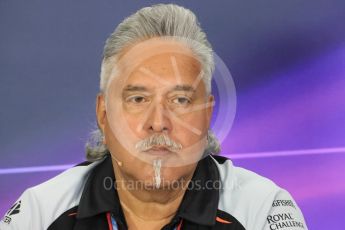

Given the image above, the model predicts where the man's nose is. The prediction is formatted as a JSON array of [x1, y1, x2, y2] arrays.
[[144, 101, 172, 133]]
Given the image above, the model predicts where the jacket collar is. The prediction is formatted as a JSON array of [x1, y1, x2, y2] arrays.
[[77, 153, 220, 226]]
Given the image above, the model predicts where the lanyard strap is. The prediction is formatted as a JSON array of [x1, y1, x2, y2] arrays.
[[106, 212, 183, 230]]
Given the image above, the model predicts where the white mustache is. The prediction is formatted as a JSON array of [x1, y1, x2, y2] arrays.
[[135, 134, 182, 152]]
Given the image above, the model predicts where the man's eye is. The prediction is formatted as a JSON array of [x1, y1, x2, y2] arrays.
[[172, 97, 191, 105], [127, 96, 147, 104]]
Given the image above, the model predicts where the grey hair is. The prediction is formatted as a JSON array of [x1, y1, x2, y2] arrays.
[[86, 4, 220, 161], [100, 3, 214, 94]]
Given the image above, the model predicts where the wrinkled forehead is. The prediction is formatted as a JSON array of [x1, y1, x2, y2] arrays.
[[118, 37, 198, 64], [109, 38, 203, 91]]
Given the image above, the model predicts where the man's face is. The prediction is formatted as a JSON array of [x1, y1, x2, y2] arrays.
[[97, 38, 214, 188]]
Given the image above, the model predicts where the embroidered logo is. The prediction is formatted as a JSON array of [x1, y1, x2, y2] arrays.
[[2, 200, 21, 224]]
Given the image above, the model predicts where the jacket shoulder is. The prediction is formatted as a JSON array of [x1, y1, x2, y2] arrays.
[[0, 161, 100, 229], [210, 155, 307, 230]]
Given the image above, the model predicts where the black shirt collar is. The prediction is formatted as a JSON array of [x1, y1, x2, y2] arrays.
[[77, 153, 220, 226], [177, 154, 220, 226], [77, 155, 121, 219]]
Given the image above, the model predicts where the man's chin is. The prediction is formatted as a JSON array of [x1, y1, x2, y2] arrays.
[[144, 179, 189, 191], [121, 176, 189, 191]]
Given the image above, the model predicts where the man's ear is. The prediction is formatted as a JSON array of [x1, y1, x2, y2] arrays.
[[206, 94, 214, 126], [96, 93, 107, 133]]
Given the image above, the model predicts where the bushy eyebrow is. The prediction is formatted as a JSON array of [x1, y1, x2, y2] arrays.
[[171, 85, 196, 93], [122, 84, 196, 93], [123, 85, 148, 92]]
